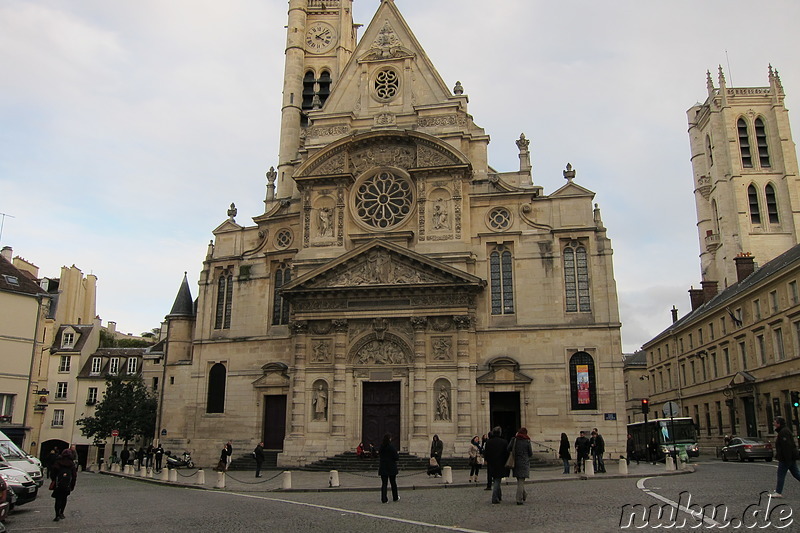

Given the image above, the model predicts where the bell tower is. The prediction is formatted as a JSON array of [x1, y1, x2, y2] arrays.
[[688, 66, 800, 287], [277, 0, 357, 199]]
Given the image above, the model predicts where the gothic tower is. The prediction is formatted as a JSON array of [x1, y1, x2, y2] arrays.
[[277, 0, 358, 198], [688, 66, 800, 287]]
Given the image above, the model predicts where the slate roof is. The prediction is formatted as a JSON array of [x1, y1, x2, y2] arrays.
[[644, 244, 800, 347], [76, 347, 147, 379], [50, 324, 95, 353], [167, 273, 195, 317], [0, 255, 46, 297]]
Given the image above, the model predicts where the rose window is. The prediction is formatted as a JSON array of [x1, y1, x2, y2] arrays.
[[355, 171, 413, 229], [488, 207, 512, 231], [374, 69, 399, 101]]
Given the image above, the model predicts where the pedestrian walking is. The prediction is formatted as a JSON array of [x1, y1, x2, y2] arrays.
[[574, 431, 590, 473], [154, 444, 164, 471], [217, 441, 233, 472], [481, 433, 492, 490], [254, 441, 265, 477], [771, 416, 800, 498], [508, 427, 533, 505], [482, 426, 509, 504], [120, 447, 130, 468], [429, 434, 443, 477], [559, 433, 571, 474], [50, 449, 77, 522], [378, 433, 399, 503], [591, 428, 606, 473], [136, 447, 145, 470], [146, 445, 154, 469], [45, 448, 59, 480], [647, 437, 659, 464], [626, 434, 637, 465], [468, 436, 483, 482]]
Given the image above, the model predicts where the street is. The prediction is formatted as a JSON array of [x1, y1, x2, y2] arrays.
[[4, 460, 796, 532]]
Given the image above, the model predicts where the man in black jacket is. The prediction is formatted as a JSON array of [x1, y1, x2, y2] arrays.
[[772, 417, 800, 498], [482, 427, 509, 504], [591, 428, 606, 473], [574, 431, 590, 473], [254, 442, 265, 478]]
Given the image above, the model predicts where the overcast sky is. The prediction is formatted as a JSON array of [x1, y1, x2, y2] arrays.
[[2, 0, 799, 352]]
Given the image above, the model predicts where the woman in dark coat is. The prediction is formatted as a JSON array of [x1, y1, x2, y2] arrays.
[[51, 449, 77, 521], [558, 433, 571, 474], [508, 427, 534, 505], [378, 433, 399, 503]]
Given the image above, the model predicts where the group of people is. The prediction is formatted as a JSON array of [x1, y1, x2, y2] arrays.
[[355, 442, 377, 459], [565, 428, 606, 473], [112, 443, 165, 472]]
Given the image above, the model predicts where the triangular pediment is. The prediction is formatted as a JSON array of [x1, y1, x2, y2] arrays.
[[550, 180, 595, 198], [318, 1, 453, 119], [476, 357, 533, 385], [212, 219, 243, 234], [283, 239, 484, 294]]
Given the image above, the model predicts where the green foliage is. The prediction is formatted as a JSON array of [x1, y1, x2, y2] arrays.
[[99, 329, 154, 348], [76, 375, 157, 445], [99, 329, 117, 348], [116, 338, 153, 348]]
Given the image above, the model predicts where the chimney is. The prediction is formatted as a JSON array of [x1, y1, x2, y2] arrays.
[[689, 286, 704, 311], [701, 280, 719, 304], [671, 305, 679, 323], [734, 253, 755, 282], [0, 246, 12, 262]]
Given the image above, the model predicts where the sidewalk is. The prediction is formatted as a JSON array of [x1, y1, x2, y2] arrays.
[[97, 460, 693, 493]]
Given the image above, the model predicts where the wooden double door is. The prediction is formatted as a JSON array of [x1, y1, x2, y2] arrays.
[[361, 382, 401, 449]]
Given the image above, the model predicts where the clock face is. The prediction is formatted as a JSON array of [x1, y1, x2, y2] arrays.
[[306, 22, 337, 54]]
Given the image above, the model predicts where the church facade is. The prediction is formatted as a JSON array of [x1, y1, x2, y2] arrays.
[[158, 0, 626, 467]]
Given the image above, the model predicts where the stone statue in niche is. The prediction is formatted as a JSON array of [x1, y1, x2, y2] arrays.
[[435, 383, 451, 421], [432, 198, 450, 230], [432, 337, 451, 360], [318, 207, 334, 237], [312, 340, 331, 362], [312, 382, 328, 421]]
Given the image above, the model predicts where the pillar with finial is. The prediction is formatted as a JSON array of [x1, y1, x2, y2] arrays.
[[717, 65, 727, 106], [453, 81, 464, 95], [516, 133, 532, 180], [563, 163, 576, 183], [227, 203, 237, 221], [706, 70, 715, 99], [265, 166, 277, 206]]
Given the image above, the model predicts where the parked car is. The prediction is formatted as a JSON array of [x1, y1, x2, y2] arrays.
[[721, 437, 773, 462], [0, 431, 43, 487], [0, 474, 9, 522], [0, 456, 37, 509]]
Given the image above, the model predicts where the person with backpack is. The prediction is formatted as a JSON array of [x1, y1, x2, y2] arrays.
[[50, 449, 77, 521]]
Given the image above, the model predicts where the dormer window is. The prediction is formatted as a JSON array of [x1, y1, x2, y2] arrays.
[[90, 357, 102, 375], [127, 357, 138, 375], [109, 357, 119, 375], [2, 274, 19, 286], [62, 332, 75, 348]]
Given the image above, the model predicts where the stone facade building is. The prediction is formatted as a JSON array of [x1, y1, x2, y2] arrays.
[[642, 67, 800, 452], [158, 0, 626, 467]]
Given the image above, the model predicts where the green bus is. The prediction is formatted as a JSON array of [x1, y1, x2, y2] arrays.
[[627, 417, 699, 462]]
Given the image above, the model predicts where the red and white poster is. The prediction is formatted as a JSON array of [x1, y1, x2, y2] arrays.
[[576, 364, 590, 404]]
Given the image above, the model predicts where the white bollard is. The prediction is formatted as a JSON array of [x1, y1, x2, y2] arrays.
[[618, 458, 628, 475], [215, 471, 225, 489], [138, 466, 147, 478], [329, 470, 340, 487], [665, 456, 676, 471], [282, 470, 292, 490], [442, 465, 453, 484], [123, 464, 130, 475], [146, 467, 153, 479], [585, 460, 595, 477], [160, 468, 170, 481], [169, 469, 178, 482], [197, 469, 205, 485], [679, 458, 687, 470]]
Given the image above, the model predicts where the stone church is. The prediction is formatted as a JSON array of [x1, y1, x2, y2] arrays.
[[158, 0, 626, 467]]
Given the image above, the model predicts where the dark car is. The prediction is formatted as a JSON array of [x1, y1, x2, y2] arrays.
[[721, 437, 773, 462]]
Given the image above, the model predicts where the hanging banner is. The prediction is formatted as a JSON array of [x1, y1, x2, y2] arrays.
[[576, 364, 590, 404]]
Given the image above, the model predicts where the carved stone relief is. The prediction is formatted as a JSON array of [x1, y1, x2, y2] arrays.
[[317, 251, 440, 287], [349, 144, 415, 174], [431, 336, 452, 361], [429, 316, 452, 331], [311, 339, 332, 363], [355, 339, 407, 365]]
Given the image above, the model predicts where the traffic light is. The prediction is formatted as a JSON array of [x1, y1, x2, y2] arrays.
[[641, 398, 650, 414], [792, 391, 800, 409]]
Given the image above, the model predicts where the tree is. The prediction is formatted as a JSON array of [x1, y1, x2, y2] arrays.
[[76, 375, 157, 446]]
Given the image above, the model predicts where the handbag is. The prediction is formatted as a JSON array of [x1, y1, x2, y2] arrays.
[[504, 438, 516, 469], [49, 479, 56, 490], [477, 455, 484, 466], [429, 457, 439, 467]]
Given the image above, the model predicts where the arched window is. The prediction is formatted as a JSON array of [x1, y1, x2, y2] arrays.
[[569, 351, 597, 410], [489, 246, 514, 315], [737, 118, 752, 168], [214, 274, 233, 329], [747, 185, 761, 225], [564, 243, 591, 312], [272, 263, 291, 325], [711, 199, 720, 234], [206, 363, 226, 413], [754, 117, 770, 168], [765, 183, 779, 224], [705, 135, 713, 168], [317, 70, 332, 107]]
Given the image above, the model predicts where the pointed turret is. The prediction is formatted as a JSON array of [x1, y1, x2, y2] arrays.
[[167, 272, 194, 318]]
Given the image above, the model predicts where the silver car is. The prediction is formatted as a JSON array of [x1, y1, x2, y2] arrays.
[[721, 437, 774, 462]]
